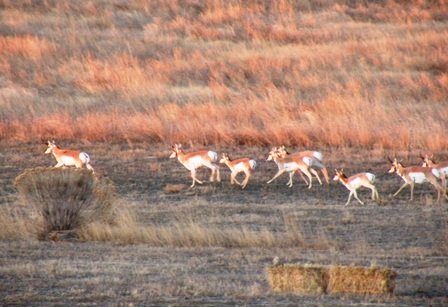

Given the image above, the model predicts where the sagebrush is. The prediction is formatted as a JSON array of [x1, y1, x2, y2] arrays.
[[15, 168, 116, 238]]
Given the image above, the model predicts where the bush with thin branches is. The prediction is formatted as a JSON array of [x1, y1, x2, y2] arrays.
[[15, 168, 116, 239]]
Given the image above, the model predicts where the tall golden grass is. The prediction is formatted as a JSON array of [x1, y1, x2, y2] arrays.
[[78, 209, 326, 248], [0, 0, 447, 149]]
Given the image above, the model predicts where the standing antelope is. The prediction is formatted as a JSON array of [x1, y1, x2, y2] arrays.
[[388, 158, 446, 202], [421, 154, 448, 189], [277, 146, 330, 185], [45, 140, 94, 173], [266, 147, 316, 188], [170, 144, 220, 188], [219, 153, 256, 189], [333, 169, 379, 206]]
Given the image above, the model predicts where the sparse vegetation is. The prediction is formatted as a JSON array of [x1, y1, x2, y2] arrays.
[[78, 210, 319, 248], [1, 143, 448, 305]]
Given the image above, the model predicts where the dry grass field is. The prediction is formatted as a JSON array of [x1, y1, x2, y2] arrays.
[[1, 0, 448, 305]]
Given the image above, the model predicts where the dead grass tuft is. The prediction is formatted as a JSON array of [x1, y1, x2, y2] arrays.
[[0, 203, 38, 240], [164, 183, 188, 194], [78, 207, 330, 248]]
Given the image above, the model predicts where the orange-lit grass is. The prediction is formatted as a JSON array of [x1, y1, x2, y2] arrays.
[[72, 54, 164, 95], [0, 0, 447, 151], [0, 35, 55, 60], [1, 87, 446, 151]]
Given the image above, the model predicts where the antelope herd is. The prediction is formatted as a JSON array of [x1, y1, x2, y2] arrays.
[[43, 141, 448, 205]]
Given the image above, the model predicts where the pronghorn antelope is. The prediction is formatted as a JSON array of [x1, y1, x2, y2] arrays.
[[421, 154, 448, 189], [170, 144, 220, 188], [219, 153, 256, 189], [266, 147, 316, 189], [45, 140, 94, 173], [333, 169, 379, 206], [277, 146, 330, 185], [388, 158, 446, 202]]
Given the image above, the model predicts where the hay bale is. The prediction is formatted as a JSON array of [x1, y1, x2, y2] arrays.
[[266, 264, 329, 294], [327, 265, 397, 295]]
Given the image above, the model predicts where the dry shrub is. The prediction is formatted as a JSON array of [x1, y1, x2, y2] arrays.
[[327, 265, 397, 295], [15, 168, 116, 239], [266, 264, 329, 295]]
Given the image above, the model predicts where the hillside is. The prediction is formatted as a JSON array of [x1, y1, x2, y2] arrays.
[[1, 0, 447, 149]]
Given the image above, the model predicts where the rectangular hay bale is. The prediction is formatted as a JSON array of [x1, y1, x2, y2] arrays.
[[327, 265, 397, 295], [266, 264, 329, 295]]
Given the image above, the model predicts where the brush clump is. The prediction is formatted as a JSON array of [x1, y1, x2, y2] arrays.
[[15, 167, 116, 239]]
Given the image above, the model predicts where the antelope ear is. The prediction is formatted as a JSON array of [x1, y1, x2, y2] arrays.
[[420, 153, 425, 160], [387, 157, 393, 163]]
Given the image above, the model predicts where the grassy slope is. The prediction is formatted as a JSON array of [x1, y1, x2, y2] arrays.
[[0, 0, 447, 149]]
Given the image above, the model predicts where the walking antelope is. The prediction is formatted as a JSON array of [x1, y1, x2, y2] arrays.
[[277, 146, 330, 185], [45, 140, 94, 173], [388, 158, 446, 202], [333, 169, 379, 206], [170, 144, 220, 188], [421, 154, 448, 189], [219, 153, 256, 189], [266, 147, 316, 189]]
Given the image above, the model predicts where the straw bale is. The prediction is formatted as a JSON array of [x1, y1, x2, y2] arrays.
[[327, 265, 397, 295], [266, 264, 329, 294]]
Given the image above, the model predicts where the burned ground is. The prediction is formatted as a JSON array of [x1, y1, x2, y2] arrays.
[[1, 143, 447, 305]]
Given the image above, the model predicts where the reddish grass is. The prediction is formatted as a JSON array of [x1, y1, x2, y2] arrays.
[[0, 0, 447, 150], [0, 35, 55, 60]]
